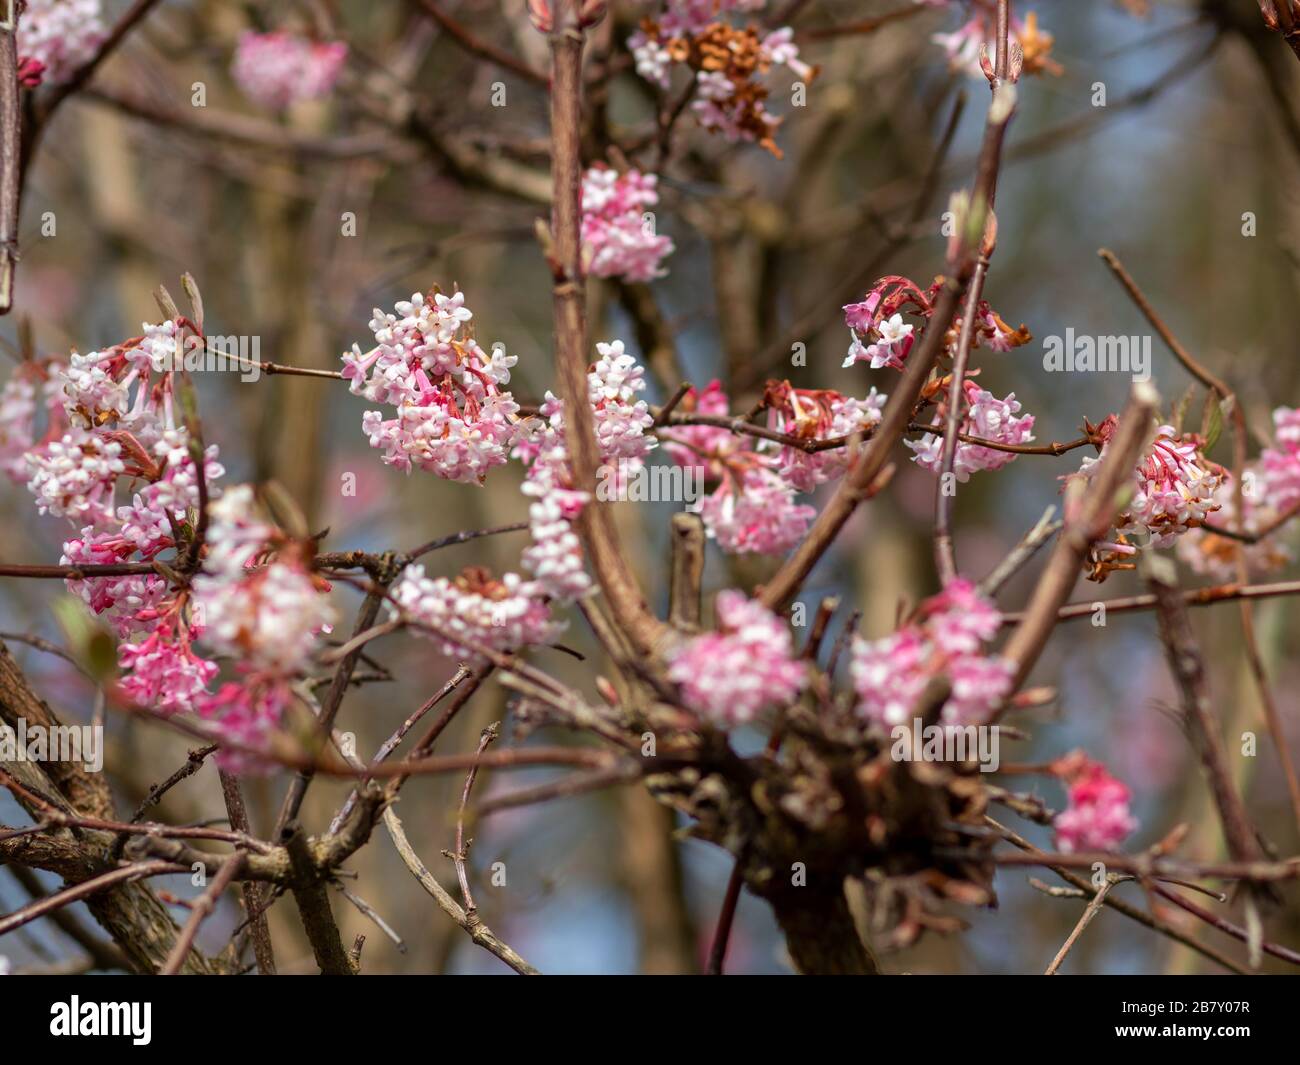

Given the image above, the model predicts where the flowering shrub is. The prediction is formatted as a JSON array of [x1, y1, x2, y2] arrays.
[[907, 380, 1035, 479]]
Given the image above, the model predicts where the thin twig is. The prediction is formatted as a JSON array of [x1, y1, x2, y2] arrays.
[[413, 0, 548, 86], [383, 806, 539, 974], [448, 723, 499, 918], [0, 861, 184, 938], [1044, 877, 1113, 975], [988, 818, 1248, 974]]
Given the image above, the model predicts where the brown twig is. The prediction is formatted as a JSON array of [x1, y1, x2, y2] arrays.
[[129, 746, 217, 823], [978, 506, 1060, 596], [274, 581, 392, 834], [219, 771, 276, 975], [992, 850, 1300, 883], [0, 860, 185, 938], [329, 666, 474, 833], [935, 0, 1015, 584], [473, 765, 638, 816], [448, 723, 499, 919], [1044, 876, 1113, 975], [989, 818, 1248, 974], [1000, 579, 1300, 624], [1153, 881, 1300, 967], [1148, 565, 1267, 875], [706, 856, 746, 975]]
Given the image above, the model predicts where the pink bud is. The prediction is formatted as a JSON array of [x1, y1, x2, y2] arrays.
[[527, 0, 552, 32]]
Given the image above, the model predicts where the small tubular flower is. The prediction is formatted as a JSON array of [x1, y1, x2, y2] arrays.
[[192, 486, 336, 676], [1072, 420, 1225, 552]]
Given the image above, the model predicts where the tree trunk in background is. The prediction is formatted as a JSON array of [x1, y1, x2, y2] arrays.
[[768, 881, 879, 975], [619, 788, 699, 974]]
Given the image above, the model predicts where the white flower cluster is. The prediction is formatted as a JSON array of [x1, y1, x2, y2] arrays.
[[17, 0, 107, 85], [343, 291, 523, 483], [389, 565, 560, 664]]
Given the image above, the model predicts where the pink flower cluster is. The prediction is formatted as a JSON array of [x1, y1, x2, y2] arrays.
[[1176, 471, 1291, 581], [1052, 751, 1138, 853], [629, 0, 771, 85], [389, 565, 560, 665], [378, 330, 662, 656], [192, 487, 335, 675], [25, 428, 125, 525], [696, 471, 815, 554], [587, 341, 659, 462], [660, 379, 886, 554], [1176, 407, 1300, 579], [667, 590, 806, 726], [26, 322, 224, 574], [850, 578, 1014, 728], [15, 323, 222, 713], [843, 276, 1030, 371], [582, 167, 675, 282], [232, 31, 348, 111], [186, 487, 336, 769], [764, 381, 886, 492], [16, 0, 107, 87], [0, 369, 42, 480], [2, 359, 70, 485], [117, 614, 217, 717], [628, 11, 812, 154], [906, 380, 1035, 480], [690, 28, 813, 151], [343, 282, 663, 645], [343, 290, 524, 483]]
